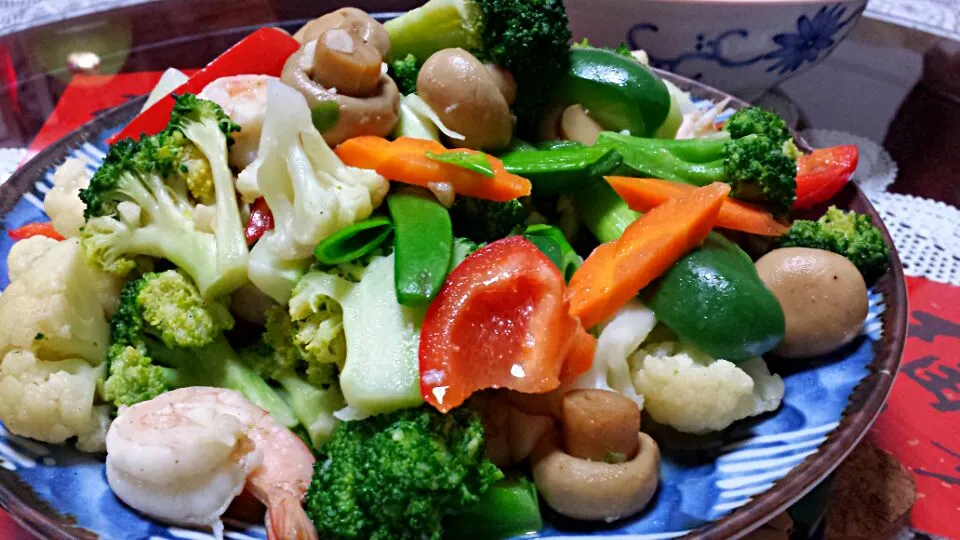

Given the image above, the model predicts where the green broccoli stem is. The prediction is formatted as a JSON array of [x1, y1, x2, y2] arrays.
[[573, 180, 639, 244], [384, 0, 483, 62], [151, 337, 299, 427], [444, 476, 543, 539], [275, 372, 344, 449]]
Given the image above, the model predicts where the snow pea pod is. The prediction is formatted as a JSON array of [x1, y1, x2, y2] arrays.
[[313, 216, 393, 265], [500, 146, 623, 196], [387, 190, 454, 307]]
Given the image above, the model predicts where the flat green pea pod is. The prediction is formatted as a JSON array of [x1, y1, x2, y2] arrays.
[[523, 224, 581, 282], [501, 146, 622, 196], [313, 216, 393, 265], [552, 48, 671, 137], [642, 233, 786, 362], [387, 189, 454, 307]]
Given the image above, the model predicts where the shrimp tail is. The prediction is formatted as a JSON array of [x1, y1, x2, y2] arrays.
[[265, 497, 318, 540]]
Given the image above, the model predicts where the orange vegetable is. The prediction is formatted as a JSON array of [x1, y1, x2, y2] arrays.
[[606, 176, 789, 237], [568, 182, 730, 329], [7, 222, 64, 241], [558, 324, 598, 382], [335, 136, 531, 202]]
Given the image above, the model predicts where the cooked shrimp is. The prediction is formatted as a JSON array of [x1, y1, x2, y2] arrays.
[[105, 387, 317, 540], [199, 75, 271, 173]]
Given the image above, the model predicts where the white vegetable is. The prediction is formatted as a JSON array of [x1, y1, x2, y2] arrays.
[[568, 299, 655, 410], [242, 80, 389, 303], [0, 350, 109, 452], [43, 158, 90, 238], [142, 68, 189, 111], [631, 341, 784, 434], [0, 238, 119, 363], [675, 97, 731, 140], [398, 94, 465, 141]]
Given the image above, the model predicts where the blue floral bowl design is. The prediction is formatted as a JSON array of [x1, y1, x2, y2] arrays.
[[0, 70, 905, 539], [567, 0, 867, 100]]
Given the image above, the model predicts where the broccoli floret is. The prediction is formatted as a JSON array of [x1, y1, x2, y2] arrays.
[[79, 94, 248, 299], [304, 405, 503, 539], [384, 0, 572, 126], [723, 106, 790, 145], [389, 53, 420, 95], [102, 270, 298, 427], [780, 206, 890, 282], [595, 106, 797, 214], [572, 38, 634, 59], [449, 196, 528, 242], [240, 305, 345, 448]]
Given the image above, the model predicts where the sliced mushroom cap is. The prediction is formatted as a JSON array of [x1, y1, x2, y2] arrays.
[[417, 48, 514, 151], [293, 7, 390, 57], [282, 40, 400, 146], [532, 430, 660, 521]]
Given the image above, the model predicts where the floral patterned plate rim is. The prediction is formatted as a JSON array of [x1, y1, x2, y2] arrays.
[[0, 69, 907, 540]]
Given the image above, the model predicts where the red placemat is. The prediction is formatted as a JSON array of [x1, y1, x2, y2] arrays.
[[4, 72, 959, 540]]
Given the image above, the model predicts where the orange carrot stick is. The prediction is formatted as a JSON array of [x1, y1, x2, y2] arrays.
[[335, 136, 531, 202], [606, 176, 789, 236], [568, 182, 730, 329]]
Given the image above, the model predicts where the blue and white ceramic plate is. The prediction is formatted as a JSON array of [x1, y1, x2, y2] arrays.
[[0, 69, 907, 540]]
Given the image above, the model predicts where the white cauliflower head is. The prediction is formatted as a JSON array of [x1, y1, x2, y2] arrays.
[[631, 341, 784, 434], [0, 238, 119, 364], [0, 350, 109, 451], [43, 158, 91, 238]]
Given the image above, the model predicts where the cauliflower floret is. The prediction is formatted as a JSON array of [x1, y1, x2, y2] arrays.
[[0, 238, 120, 364], [568, 299, 656, 409], [0, 350, 109, 451], [631, 341, 784, 434], [43, 158, 91, 238]]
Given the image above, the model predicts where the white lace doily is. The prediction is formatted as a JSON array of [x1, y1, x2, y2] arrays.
[[0, 148, 26, 187], [802, 128, 960, 287]]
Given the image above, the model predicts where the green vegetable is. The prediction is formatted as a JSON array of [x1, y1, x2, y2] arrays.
[[239, 305, 345, 448], [594, 106, 798, 214], [444, 476, 543, 539], [393, 94, 442, 141], [537, 139, 584, 151], [102, 270, 297, 426], [572, 38, 634, 59], [304, 405, 502, 540], [79, 94, 248, 299], [426, 150, 495, 177], [384, 0, 571, 127], [723, 106, 791, 144], [293, 252, 425, 415], [449, 196, 528, 243], [450, 237, 482, 272], [551, 47, 671, 138], [575, 182, 786, 362], [780, 206, 890, 282], [498, 139, 537, 154], [500, 146, 622, 195], [310, 101, 340, 132], [523, 224, 580, 281], [313, 216, 393, 265], [389, 53, 420, 95], [387, 190, 454, 306]]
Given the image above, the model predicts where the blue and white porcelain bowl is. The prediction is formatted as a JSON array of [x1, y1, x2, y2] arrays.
[[567, 0, 867, 100]]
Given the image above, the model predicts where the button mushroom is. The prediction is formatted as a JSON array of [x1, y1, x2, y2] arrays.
[[560, 104, 604, 146], [293, 7, 391, 57], [416, 48, 515, 151], [282, 32, 400, 146], [561, 389, 641, 464], [756, 247, 869, 359], [532, 429, 660, 521]]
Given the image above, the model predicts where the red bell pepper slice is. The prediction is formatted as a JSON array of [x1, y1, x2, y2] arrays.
[[793, 145, 859, 210], [8, 222, 64, 241], [244, 197, 274, 246], [106, 28, 300, 144], [419, 236, 594, 413]]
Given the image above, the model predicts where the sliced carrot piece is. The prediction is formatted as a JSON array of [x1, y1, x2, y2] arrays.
[[606, 176, 789, 236], [335, 136, 531, 202], [568, 182, 730, 329]]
